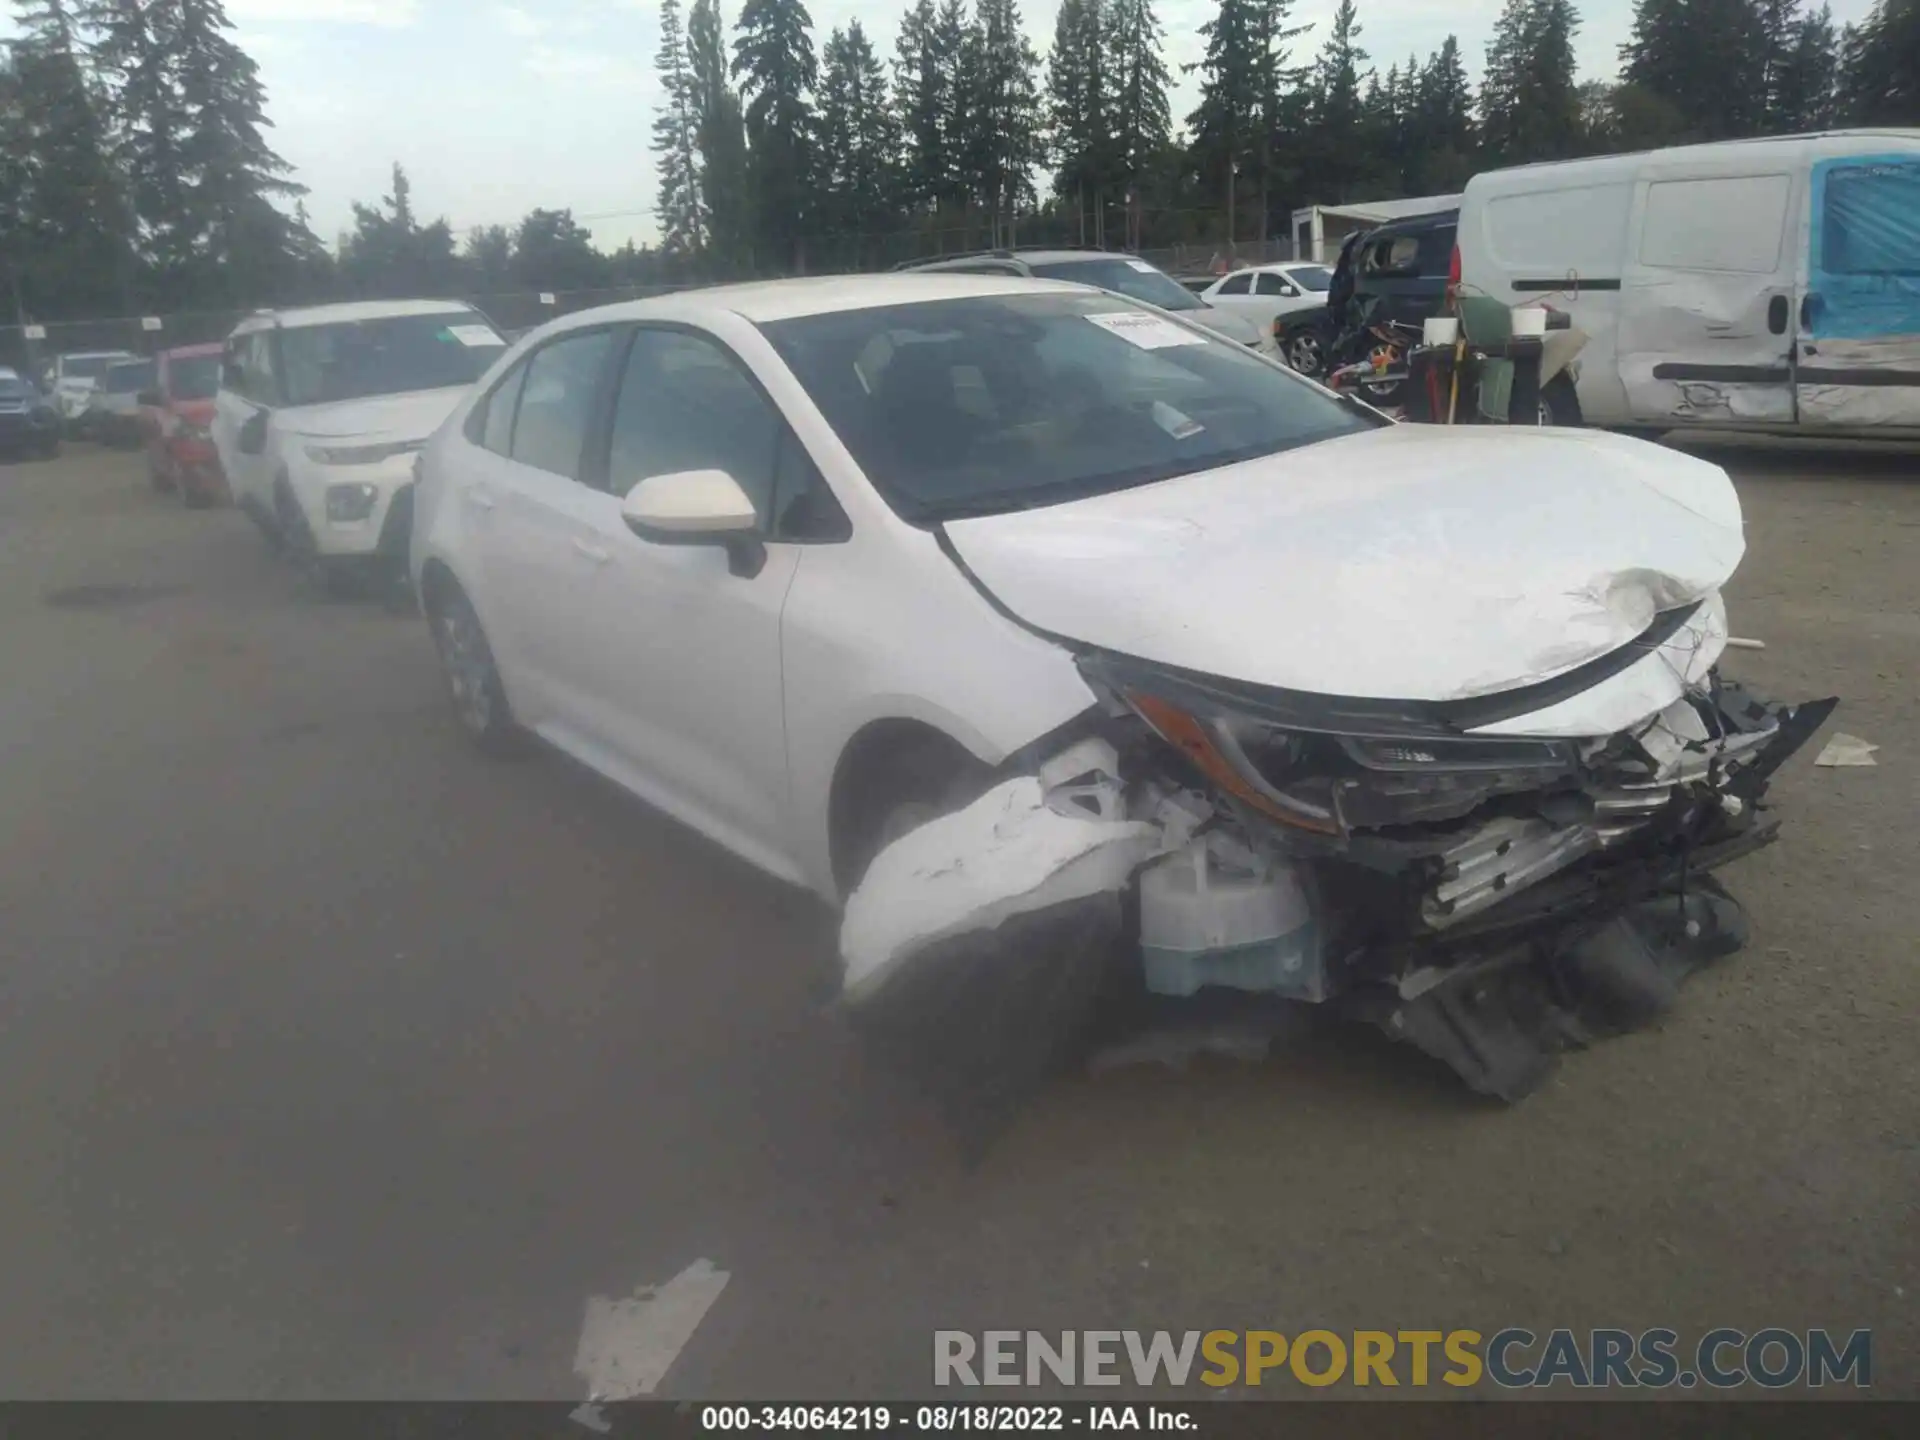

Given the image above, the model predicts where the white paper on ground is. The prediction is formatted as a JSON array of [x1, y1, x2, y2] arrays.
[[1814, 733, 1878, 767], [840, 774, 1166, 1002], [1085, 311, 1209, 351], [574, 1258, 731, 1401], [447, 324, 503, 348]]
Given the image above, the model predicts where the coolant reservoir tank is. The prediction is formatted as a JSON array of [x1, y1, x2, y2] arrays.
[[1139, 834, 1326, 1002]]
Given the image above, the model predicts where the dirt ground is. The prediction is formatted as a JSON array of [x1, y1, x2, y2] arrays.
[[0, 439, 1913, 1400]]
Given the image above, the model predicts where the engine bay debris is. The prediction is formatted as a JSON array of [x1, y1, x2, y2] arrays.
[[840, 643, 1836, 1120]]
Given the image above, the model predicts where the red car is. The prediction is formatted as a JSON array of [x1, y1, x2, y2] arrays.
[[140, 343, 227, 507]]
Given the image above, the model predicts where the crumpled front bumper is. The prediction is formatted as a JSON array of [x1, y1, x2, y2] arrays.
[[838, 664, 1836, 1112]]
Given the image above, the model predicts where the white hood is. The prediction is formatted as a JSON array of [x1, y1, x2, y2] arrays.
[[941, 425, 1746, 703], [284, 387, 469, 443]]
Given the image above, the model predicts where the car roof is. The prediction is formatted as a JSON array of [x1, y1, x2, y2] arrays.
[[60, 349, 136, 361], [232, 298, 482, 334], [544, 273, 1093, 327], [1223, 261, 1326, 278], [161, 342, 225, 360]]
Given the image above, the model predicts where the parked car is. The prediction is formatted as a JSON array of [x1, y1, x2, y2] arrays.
[[0, 366, 63, 459], [409, 274, 1829, 1098], [213, 299, 509, 592], [1457, 129, 1920, 437], [139, 343, 227, 506], [45, 349, 137, 433], [892, 248, 1279, 353], [1196, 261, 1334, 329], [1274, 209, 1458, 376], [83, 357, 157, 447]]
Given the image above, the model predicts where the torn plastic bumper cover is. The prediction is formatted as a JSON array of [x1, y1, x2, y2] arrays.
[[840, 663, 1836, 1103]]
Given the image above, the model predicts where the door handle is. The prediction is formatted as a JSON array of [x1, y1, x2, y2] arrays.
[[464, 488, 496, 511], [1800, 293, 1819, 330], [1767, 294, 1788, 335], [571, 537, 612, 565]]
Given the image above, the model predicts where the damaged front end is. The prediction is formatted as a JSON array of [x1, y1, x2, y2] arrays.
[[841, 635, 1836, 1106]]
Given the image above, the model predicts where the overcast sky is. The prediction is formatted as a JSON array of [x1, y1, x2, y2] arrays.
[[6, 0, 1882, 251]]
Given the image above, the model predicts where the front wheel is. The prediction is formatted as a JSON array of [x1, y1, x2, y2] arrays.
[[431, 585, 525, 756], [1284, 330, 1325, 377]]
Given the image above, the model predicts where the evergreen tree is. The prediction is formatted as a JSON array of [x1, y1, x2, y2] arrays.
[[83, 0, 189, 281], [892, 0, 950, 214], [1046, 0, 1109, 238], [169, 0, 306, 303], [815, 20, 899, 263], [1249, 1, 1313, 242], [464, 224, 514, 292], [1307, 0, 1370, 204], [1839, 0, 1918, 124], [340, 162, 459, 297], [1412, 36, 1477, 190], [934, 0, 977, 219], [1774, 4, 1843, 129], [1620, 0, 1770, 139], [732, 0, 817, 270], [653, 0, 704, 257], [1482, 0, 1585, 164], [7, 0, 133, 315], [511, 208, 607, 291], [1107, 0, 1170, 249], [1186, 0, 1264, 246], [688, 0, 750, 273], [963, 0, 1043, 245]]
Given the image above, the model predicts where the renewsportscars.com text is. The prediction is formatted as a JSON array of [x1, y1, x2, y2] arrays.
[[933, 1328, 1872, 1390]]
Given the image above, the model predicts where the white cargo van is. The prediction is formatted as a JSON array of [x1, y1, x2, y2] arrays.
[[1455, 130, 1920, 436]]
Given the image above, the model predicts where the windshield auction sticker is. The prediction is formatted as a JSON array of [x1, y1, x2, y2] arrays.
[[1084, 312, 1208, 351]]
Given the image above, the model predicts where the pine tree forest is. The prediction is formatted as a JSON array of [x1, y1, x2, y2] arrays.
[[3, 0, 1917, 325]]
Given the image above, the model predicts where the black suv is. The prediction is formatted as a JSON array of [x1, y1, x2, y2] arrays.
[[1274, 208, 1458, 376]]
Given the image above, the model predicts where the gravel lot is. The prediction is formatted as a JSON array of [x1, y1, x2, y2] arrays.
[[0, 440, 1913, 1400]]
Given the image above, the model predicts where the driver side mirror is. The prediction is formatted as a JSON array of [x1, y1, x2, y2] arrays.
[[238, 410, 268, 455], [620, 468, 766, 578]]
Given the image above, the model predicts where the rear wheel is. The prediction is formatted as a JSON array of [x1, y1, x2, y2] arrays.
[[430, 584, 525, 756], [1537, 373, 1584, 427]]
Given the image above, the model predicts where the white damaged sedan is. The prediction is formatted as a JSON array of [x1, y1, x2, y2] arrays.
[[411, 274, 1834, 1101]]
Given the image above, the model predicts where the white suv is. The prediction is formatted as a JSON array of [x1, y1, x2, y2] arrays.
[[213, 300, 507, 591], [46, 350, 138, 429]]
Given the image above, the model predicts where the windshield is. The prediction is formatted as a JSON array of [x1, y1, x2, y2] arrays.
[[168, 356, 221, 400], [62, 355, 125, 381], [277, 312, 506, 407], [105, 361, 155, 393], [1289, 265, 1334, 291], [760, 292, 1374, 524], [1028, 256, 1208, 311]]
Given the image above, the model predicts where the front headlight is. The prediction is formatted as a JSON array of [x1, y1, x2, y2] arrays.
[[305, 439, 422, 466], [1123, 690, 1579, 836], [325, 482, 381, 522]]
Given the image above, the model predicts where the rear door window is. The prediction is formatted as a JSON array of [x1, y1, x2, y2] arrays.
[[1820, 160, 1920, 275], [478, 358, 530, 456], [510, 330, 616, 480]]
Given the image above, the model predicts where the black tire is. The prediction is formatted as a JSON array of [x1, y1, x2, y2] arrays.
[[37, 437, 60, 461], [1284, 328, 1326, 377], [150, 460, 176, 493], [429, 583, 526, 757], [835, 733, 991, 897], [1538, 373, 1584, 427]]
